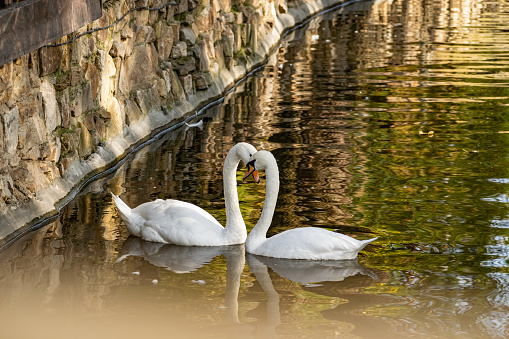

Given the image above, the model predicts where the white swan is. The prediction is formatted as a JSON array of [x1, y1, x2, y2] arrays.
[[111, 142, 257, 246], [243, 150, 377, 260]]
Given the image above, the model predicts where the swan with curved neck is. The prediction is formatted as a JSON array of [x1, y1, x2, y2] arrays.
[[243, 150, 377, 260], [111, 142, 257, 246]]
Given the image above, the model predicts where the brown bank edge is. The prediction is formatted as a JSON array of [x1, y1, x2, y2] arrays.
[[0, 0, 347, 248]]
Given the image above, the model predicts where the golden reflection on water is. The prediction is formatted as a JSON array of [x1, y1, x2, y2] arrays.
[[3, 0, 509, 337]]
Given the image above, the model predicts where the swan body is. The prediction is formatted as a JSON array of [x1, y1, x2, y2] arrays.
[[111, 142, 257, 246], [243, 150, 377, 260]]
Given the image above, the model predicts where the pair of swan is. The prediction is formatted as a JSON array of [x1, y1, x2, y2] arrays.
[[111, 142, 377, 260]]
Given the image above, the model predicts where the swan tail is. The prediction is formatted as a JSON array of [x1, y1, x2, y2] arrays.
[[111, 192, 132, 219], [357, 237, 378, 252], [115, 254, 132, 264], [111, 192, 144, 237]]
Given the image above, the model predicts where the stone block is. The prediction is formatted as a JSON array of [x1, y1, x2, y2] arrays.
[[156, 24, 174, 61], [40, 80, 61, 134], [84, 61, 99, 100], [171, 41, 188, 59], [12, 65, 30, 99], [46, 135, 61, 162], [79, 122, 93, 157], [194, 5, 214, 33], [121, 26, 134, 39], [109, 41, 127, 59], [135, 85, 161, 115], [125, 45, 158, 88], [201, 33, 215, 59], [179, 74, 194, 96], [2, 105, 19, 155], [70, 65, 83, 87], [39, 46, 63, 77], [235, 12, 243, 24], [217, 0, 231, 11], [95, 115, 106, 140], [193, 41, 210, 72], [0, 107, 3, 152], [135, 25, 157, 45], [68, 82, 93, 120], [168, 22, 181, 42], [124, 98, 144, 126], [224, 12, 235, 23], [20, 116, 47, 150], [17, 93, 41, 124], [161, 69, 172, 96], [81, 81, 95, 113], [156, 77, 167, 98], [189, 0, 200, 10], [10, 164, 36, 196], [232, 24, 242, 54], [173, 56, 196, 76], [0, 173, 15, 202], [222, 25, 235, 57], [60, 127, 80, 156], [83, 112, 96, 132], [107, 97, 125, 138], [180, 27, 196, 45], [39, 161, 60, 183], [59, 89, 71, 128], [193, 73, 209, 90], [58, 153, 79, 177], [29, 51, 40, 76], [175, 0, 188, 14], [117, 63, 130, 96], [0, 62, 13, 103], [97, 50, 117, 108], [94, 13, 110, 44]]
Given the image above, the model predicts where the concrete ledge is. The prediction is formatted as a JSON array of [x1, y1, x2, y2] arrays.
[[0, 0, 102, 66]]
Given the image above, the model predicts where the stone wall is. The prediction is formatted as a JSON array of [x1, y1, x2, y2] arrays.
[[0, 0, 344, 244]]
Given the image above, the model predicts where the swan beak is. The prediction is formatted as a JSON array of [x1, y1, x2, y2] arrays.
[[243, 164, 260, 183]]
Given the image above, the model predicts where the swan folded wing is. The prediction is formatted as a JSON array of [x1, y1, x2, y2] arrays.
[[135, 199, 225, 245], [134, 199, 222, 227], [259, 227, 367, 260]]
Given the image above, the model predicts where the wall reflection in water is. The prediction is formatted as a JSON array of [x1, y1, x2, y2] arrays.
[[2, 0, 509, 337]]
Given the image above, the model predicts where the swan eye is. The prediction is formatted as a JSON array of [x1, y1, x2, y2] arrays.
[[249, 153, 252, 157]]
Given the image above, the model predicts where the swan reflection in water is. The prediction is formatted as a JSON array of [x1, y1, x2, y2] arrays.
[[117, 236, 245, 324], [246, 254, 379, 337], [116, 237, 380, 337]]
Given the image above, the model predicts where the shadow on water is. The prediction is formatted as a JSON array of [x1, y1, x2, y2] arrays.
[[3, 0, 509, 337]]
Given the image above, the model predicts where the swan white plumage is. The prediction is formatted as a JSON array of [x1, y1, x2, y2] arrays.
[[111, 142, 257, 246], [243, 150, 377, 260]]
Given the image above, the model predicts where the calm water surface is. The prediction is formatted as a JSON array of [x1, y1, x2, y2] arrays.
[[3, 0, 509, 337]]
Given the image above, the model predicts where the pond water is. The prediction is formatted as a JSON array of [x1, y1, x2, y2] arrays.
[[2, 0, 509, 337]]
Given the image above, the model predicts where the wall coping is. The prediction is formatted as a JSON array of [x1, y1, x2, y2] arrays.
[[0, 0, 102, 67]]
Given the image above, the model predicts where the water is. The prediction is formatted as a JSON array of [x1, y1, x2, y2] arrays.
[[2, 0, 509, 337]]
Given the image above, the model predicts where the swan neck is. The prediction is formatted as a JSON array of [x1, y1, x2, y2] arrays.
[[248, 158, 279, 245], [223, 150, 247, 242]]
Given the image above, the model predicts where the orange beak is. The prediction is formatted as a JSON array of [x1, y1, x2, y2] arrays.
[[243, 163, 260, 183]]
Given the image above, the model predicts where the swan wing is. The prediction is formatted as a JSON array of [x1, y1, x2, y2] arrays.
[[133, 199, 225, 245]]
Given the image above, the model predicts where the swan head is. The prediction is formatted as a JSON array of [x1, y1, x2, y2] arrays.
[[230, 142, 257, 166], [242, 150, 276, 183]]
